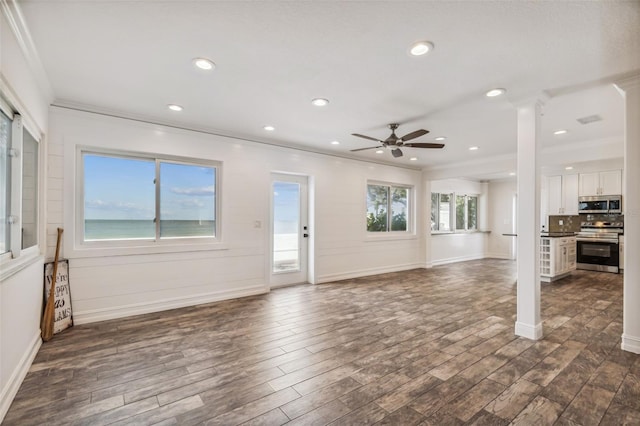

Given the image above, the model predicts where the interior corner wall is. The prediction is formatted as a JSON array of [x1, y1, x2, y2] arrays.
[[49, 107, 425, 324], [0, 10, 50, 423], [486, 179, 517, 259], [429, 178, 488, 265]]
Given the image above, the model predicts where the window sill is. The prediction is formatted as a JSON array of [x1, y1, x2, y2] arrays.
[[431, 230, 489, 236], [0, 251, 43, 282]]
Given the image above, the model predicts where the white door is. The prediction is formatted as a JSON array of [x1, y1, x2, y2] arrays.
[[270, 174, 309, 287]]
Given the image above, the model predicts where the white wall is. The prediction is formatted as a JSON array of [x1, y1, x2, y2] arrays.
[[0, 7, 52, 422], [486, 179, 517, 259], [428, 178, 488, 266], [49, 108, 425, 323]]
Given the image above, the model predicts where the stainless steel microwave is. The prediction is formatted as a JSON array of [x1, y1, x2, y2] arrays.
[[578, 195, 622, 214]]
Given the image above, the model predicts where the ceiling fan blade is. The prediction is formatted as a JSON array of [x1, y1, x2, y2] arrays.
[[352, 133, 382, 142], [399, 129, 429, 142], [402, 142, 445, 149], [350, 146, 383, 152]]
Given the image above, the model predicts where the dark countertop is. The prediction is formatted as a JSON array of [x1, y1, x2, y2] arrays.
[[541, 232, 577, 237]]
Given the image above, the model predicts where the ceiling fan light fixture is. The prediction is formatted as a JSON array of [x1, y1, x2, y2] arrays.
[[391, 148, 403, 158], [193, 57, 215, 70], [409, 41, 434, 56], [311, 98, 329, 107], [485, 88, 506, 98]]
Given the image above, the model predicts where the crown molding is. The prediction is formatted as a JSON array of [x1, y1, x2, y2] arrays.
[[0, 0, 54, 101], [614, 72, 640, 92]]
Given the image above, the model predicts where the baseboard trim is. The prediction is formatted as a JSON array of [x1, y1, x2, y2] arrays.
[[431, 254, 484, 267], [73, 284, 269, 324], [316, 263, 425, 284], [0, 331, 41, 423], [621, 333, 640, 354], [484, 253, 514, 260], [515, 321, 543, 340]]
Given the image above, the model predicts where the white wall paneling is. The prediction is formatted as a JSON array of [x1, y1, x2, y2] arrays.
[[51, 107, 425, 323], [0, 6, 52, 422]]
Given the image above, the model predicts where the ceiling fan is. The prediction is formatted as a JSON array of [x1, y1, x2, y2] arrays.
[[350, 123, 444, 158]]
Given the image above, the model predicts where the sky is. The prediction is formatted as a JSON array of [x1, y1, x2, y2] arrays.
[[84, 154, 215, 221]]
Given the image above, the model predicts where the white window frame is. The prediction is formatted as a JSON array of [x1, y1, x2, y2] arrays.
[[431, 192, 479, 234], [366, 181, 414, 237], [0, 94, 42, 272], [76, 147, 222, 251]]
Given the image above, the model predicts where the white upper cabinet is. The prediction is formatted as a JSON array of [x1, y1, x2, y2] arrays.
[[579, 170, 622, 196], [599, 170, 622, 195], [562, 174, 579, 215], [547, 174, 579, 215]]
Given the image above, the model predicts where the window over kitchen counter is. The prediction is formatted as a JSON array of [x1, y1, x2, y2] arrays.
[[431, 192, 478, 233]]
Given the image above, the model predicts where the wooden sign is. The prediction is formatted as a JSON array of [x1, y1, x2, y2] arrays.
[[44, 260, 73, 334]]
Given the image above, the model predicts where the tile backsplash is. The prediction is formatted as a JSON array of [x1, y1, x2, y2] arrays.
[[548, 215, 581, 233]]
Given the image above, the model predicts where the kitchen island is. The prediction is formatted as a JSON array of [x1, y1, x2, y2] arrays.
[[540, 233, 576, 282]]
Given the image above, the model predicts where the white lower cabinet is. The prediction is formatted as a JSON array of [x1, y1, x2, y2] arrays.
[[540, 237, 576, 282]]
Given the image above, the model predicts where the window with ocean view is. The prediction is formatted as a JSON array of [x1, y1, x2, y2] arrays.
[[82, 151, 218, 243]]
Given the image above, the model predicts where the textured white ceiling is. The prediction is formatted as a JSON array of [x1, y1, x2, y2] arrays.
[[19, 0, 640, 176]]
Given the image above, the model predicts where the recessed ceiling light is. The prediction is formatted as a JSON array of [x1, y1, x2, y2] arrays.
[[469, 146, 479, 151], [409, 41, 434, 56], [192, 58, 215, 70], [331, 140, 340, 145], [311, 98, 329, 107], [554, 129, 568, 135], [509, 172, 516, 176], [565, 166, 574, 170], [434, 136, 446, 141], [485, 88, 506, 97], [167, 104, 183, 112], [375, 150, 384, 154], [409, 157, 418, 161], [263, 125, 275, 131]]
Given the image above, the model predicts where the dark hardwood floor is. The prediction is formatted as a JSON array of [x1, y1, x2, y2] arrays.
[[4, 259, 640, 425]]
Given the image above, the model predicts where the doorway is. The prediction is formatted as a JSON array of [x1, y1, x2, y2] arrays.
[[270, 173, 309, 287]]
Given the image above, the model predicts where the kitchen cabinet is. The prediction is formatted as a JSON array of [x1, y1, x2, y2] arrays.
[[540, 236, 576, 282], [620, 235, 624, 271], [579, 170, 622, 196], [547, 174, 579, 215]]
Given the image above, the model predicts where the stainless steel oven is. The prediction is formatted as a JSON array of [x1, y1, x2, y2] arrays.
[[576, 213, 623, 273], [576, 237, 619, 273]]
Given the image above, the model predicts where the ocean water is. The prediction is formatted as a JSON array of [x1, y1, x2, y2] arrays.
[[85, 219, 215, 240]]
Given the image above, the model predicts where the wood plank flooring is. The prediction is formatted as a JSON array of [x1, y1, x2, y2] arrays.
[[4, 259, 640, 425]]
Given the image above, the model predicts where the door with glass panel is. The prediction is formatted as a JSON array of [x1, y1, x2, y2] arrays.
[[270, 174, 308, 287]]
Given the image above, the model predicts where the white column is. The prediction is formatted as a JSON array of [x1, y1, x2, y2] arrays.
[[615, 75, 640, 354], [514, 97, 545, 340]]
